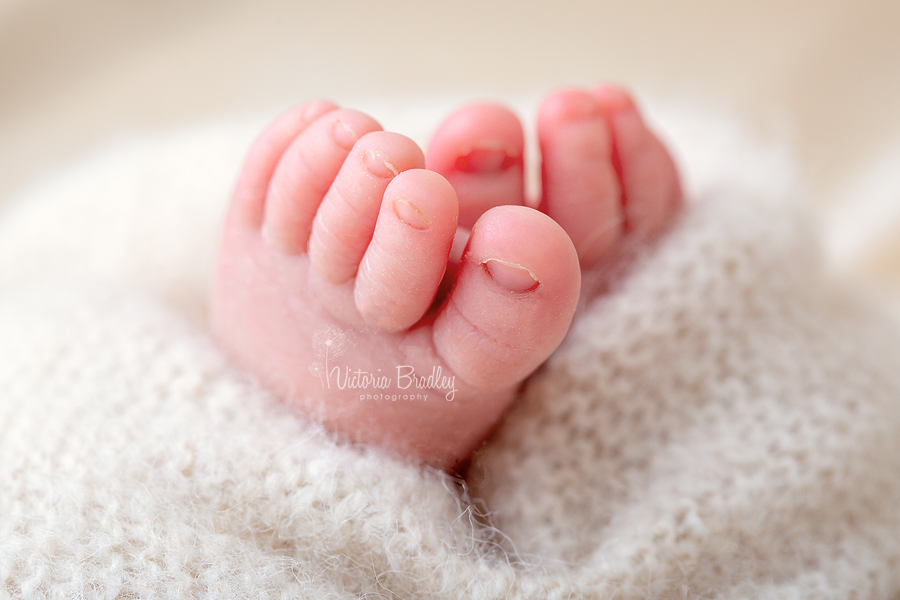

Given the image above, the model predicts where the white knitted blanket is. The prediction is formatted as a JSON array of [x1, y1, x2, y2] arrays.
[[2, 103, 900, 599]]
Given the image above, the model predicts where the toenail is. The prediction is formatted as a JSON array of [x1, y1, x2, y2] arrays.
[[554, 92, 604, 122], [299, 100, 330, 125], [592, 86, 636, 113], [482, 258, 539, 292], [364, 149, 399, 178], [332, 119, 359, 149], [392, 198, 431, 230], [455, 143, 519, 174]]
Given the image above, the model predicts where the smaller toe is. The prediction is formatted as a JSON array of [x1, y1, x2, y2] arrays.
[[262, 108, 383, 255], [426, 103, 525, 229], [229, 100, 339, 229], [354, 169, 459, 331], [433, 205, 580, 390], [592, 85, 683, 240], [308, 131, 426, 285], [537, 89, 623, 267]]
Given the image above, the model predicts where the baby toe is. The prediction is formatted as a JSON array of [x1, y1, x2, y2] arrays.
[[229, 100, 339, 230], [426, 103, 525, 228], [537, 89, 623, 267], [262, 108, 383, 255], [354, 169, 459, 331], [592, 85, 683, 240], [308, 131, 426, 285]]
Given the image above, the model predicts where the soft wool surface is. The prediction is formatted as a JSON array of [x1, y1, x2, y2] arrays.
[[1, 103, 900, 599]]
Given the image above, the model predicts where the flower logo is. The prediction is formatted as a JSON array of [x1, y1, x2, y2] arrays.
[[312, 325, 349, 359], [310, 325, 350, 388]]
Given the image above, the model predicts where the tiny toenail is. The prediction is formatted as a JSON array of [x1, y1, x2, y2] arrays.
[[393, 198, 431, 230], [482, 258, 539, 292], [556, 92, 604, 122], [455, 143, 519, 174], [592, 86, 636, 113], [364, 149, 399, 178], [332, 119, 359, 149], [299, 101, 321, 124]]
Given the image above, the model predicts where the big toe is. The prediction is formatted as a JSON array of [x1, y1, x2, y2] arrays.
[[426, 103, 526, 229], [433, 205, 580, 391]]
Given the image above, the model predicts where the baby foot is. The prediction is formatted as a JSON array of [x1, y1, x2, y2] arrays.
[[211, 102, 581, 470], [427, 86, 682, 291]]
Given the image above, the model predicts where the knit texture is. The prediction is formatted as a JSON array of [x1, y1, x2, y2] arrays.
[[1, 104, 900, 599]]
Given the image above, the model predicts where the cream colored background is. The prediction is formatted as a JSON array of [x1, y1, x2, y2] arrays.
[[2, 0, 900, 289]]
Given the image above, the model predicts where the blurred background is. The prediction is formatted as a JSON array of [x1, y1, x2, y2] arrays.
[[2, 0, 899, 260]]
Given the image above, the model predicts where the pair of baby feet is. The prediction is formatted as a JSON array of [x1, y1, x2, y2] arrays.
[[211, 86, 682, 470]]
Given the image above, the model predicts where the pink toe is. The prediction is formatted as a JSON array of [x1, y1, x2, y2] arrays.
[[307, 131, 426, 285], [261, 109, 383, 255], [426, 103, 525, 228], [590, 86, 683, 238], [354, 169, 458, 331], [228, 100, 338, 230], [538, 89, 623, 267]]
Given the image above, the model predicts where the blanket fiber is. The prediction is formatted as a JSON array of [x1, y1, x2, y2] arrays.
[[1, 103, 900, 599]]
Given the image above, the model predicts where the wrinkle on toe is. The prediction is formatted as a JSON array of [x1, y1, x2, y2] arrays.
[[436, 293, 520, 389]]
